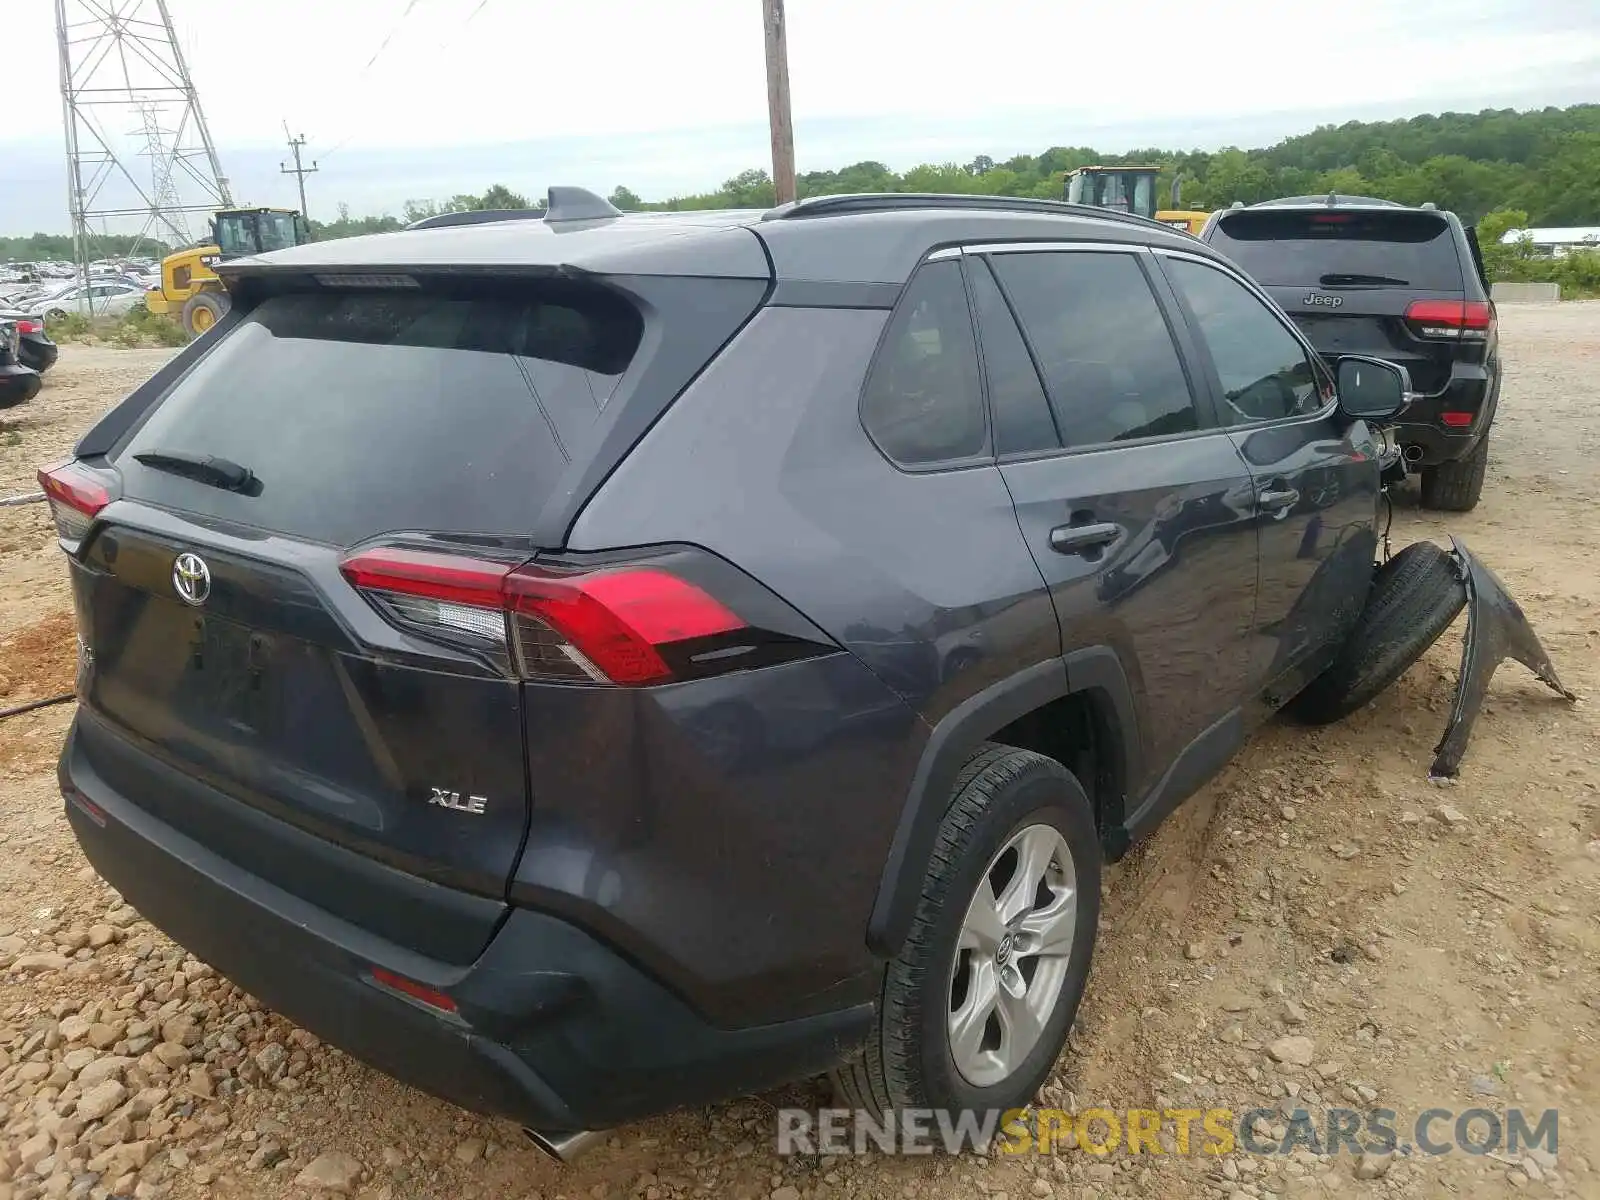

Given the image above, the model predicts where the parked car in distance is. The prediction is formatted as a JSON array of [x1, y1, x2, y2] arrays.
[[1200, 195, 1499, 510], [49, 190, 1429, 1152], [23, 279, 148, 322], [0, 319, 42, 407]]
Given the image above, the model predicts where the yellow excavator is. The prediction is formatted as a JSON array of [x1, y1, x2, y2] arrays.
[[146, 208, 311, 337], [1064, 166, 1208, 234]]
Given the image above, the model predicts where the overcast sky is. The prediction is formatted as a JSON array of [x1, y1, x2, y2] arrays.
[[4, 0, 1598, 236]]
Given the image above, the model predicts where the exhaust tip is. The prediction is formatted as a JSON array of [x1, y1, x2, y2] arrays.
[[1403, 444, 1425, 462], [522, 1127, 606, 1164]]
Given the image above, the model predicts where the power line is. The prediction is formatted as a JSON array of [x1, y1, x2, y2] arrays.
[[318, 0, 432, 161], [363, 0, 428, 72]]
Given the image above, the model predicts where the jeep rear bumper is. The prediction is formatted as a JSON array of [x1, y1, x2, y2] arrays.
[[60, 718, 872, 1131], [1390, 367, 1498, 468]]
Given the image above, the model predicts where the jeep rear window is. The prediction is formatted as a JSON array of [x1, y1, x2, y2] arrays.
[[116, 286, 642, 545], [1208, 210, 1462, 291]]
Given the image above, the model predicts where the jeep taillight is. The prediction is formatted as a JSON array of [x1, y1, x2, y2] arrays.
[[340, 544, 834, 686], [1404, 299, 1493, 341]]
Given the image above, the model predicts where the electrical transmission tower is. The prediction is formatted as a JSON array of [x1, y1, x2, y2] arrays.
[[55, 0, 233, 297]]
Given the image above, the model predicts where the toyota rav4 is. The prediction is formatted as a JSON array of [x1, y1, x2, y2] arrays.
[[43, 190, 1563, 1157]]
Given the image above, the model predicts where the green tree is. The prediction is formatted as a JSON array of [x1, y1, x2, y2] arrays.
[[19, 104, 1600, 256], [477, 184, 530, 210]]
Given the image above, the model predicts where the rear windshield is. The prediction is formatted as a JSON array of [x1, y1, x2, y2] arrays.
[[118, 286, 641, 545], [1208, 210, 1462, 291]]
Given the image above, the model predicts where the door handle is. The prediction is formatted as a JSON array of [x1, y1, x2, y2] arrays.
[[1049, 522, 1121, 555], [1256, 487, 1300, 513]]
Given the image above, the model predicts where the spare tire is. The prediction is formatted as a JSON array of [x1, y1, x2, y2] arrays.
[[1285, 541, 1465, 725]]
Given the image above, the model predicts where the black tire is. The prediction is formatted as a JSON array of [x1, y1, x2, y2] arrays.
[[1285, 541, 1465, 725], [1419, 433, 1489, 512], [180, 291, 229, 339], [832, 744, 1100, 1129]]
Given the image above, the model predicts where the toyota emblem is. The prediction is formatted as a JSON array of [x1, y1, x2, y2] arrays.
[[172, 552, 211, 606]]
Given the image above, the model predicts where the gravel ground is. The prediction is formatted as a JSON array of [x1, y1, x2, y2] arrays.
[[0, 308, 1596, 1200]]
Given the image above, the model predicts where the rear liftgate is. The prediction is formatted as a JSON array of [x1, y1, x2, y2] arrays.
[[1429, 537, 1576, 779]]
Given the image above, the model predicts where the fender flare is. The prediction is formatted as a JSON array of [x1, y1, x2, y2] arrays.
[[865, 648, 1141, 957]]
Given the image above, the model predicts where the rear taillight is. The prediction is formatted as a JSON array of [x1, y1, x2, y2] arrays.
[[14, 319, 42, 335], [1404, 299, 1493, 341], [340, 545, 828, 687], [37, 460, 110, 543]]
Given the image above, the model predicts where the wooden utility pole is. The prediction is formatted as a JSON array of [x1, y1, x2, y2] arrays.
[[280, 123, 318, 220], [762, 0, 796, 205]]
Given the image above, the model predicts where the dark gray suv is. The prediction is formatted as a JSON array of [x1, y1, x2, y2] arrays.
[[45, 190, 1409, 1150]]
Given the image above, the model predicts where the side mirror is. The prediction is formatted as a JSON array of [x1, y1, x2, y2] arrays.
[[1336, 355, 1412, 422]]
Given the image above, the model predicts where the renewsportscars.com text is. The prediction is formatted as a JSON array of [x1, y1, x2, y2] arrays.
[[775, 1106, 1559, 1158]]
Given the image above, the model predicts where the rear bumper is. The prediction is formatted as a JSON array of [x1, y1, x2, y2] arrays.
[[1390, 366, 1498, 467], [0, 364, 40, 405], [60, 717, 872, 1131], [19, 338, 58, 373]]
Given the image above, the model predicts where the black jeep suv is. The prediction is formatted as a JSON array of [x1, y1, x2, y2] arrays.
[[47, 190, 1413, 1148], [1201, 196, 1499, 511]]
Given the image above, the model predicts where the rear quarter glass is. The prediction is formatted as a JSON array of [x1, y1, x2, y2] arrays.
[[1208, 210, 1463, 291], [113, 285, 642, 546]]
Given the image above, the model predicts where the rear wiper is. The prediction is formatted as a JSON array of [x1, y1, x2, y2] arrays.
[[1319, 272, 1409, 286], [133, 450, 257, 494]]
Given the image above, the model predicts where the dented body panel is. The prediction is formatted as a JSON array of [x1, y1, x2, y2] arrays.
[[1430, 537, 1576, 778]]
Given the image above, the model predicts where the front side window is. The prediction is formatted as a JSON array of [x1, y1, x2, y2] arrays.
[[1165, 257, 1325, 424], [861, 260, 986, 467], [989, 251, 1200, 447], [215, 217, 256, 257], [258, 213, 301, 253]]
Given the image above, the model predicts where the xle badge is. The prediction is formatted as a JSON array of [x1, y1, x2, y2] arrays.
[[429, 788, 487, 815]]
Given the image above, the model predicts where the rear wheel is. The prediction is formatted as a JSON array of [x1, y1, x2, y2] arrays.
[[181, 291, 229, 338], [1420, 433, 1489, 512], [832, 744, 1100, 1129], [1286, 540, 1465, 725]]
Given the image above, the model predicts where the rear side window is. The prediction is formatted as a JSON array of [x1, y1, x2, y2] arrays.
[[861, 260, 986, 467], [989, 251, 1200, 447], [1208, 210, 1463, 290], [118, 287, 641, 545], [968, 258, 1059, 455]]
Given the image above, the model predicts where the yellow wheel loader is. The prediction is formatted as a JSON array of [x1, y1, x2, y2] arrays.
[[147, 208, 310, 338], [1064, 166, 1208, 234]]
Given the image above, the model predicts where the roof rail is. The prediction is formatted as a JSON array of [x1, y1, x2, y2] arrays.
[[761, 192, 1166, 230], [406, 208, 544, 231], [404, 187, 622, 232]]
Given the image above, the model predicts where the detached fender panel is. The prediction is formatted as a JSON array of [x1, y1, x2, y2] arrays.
[[1431, 537, 1576, 778]]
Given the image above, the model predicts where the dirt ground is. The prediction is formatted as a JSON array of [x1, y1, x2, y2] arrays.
[[0, 311, 1596, 1200]]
